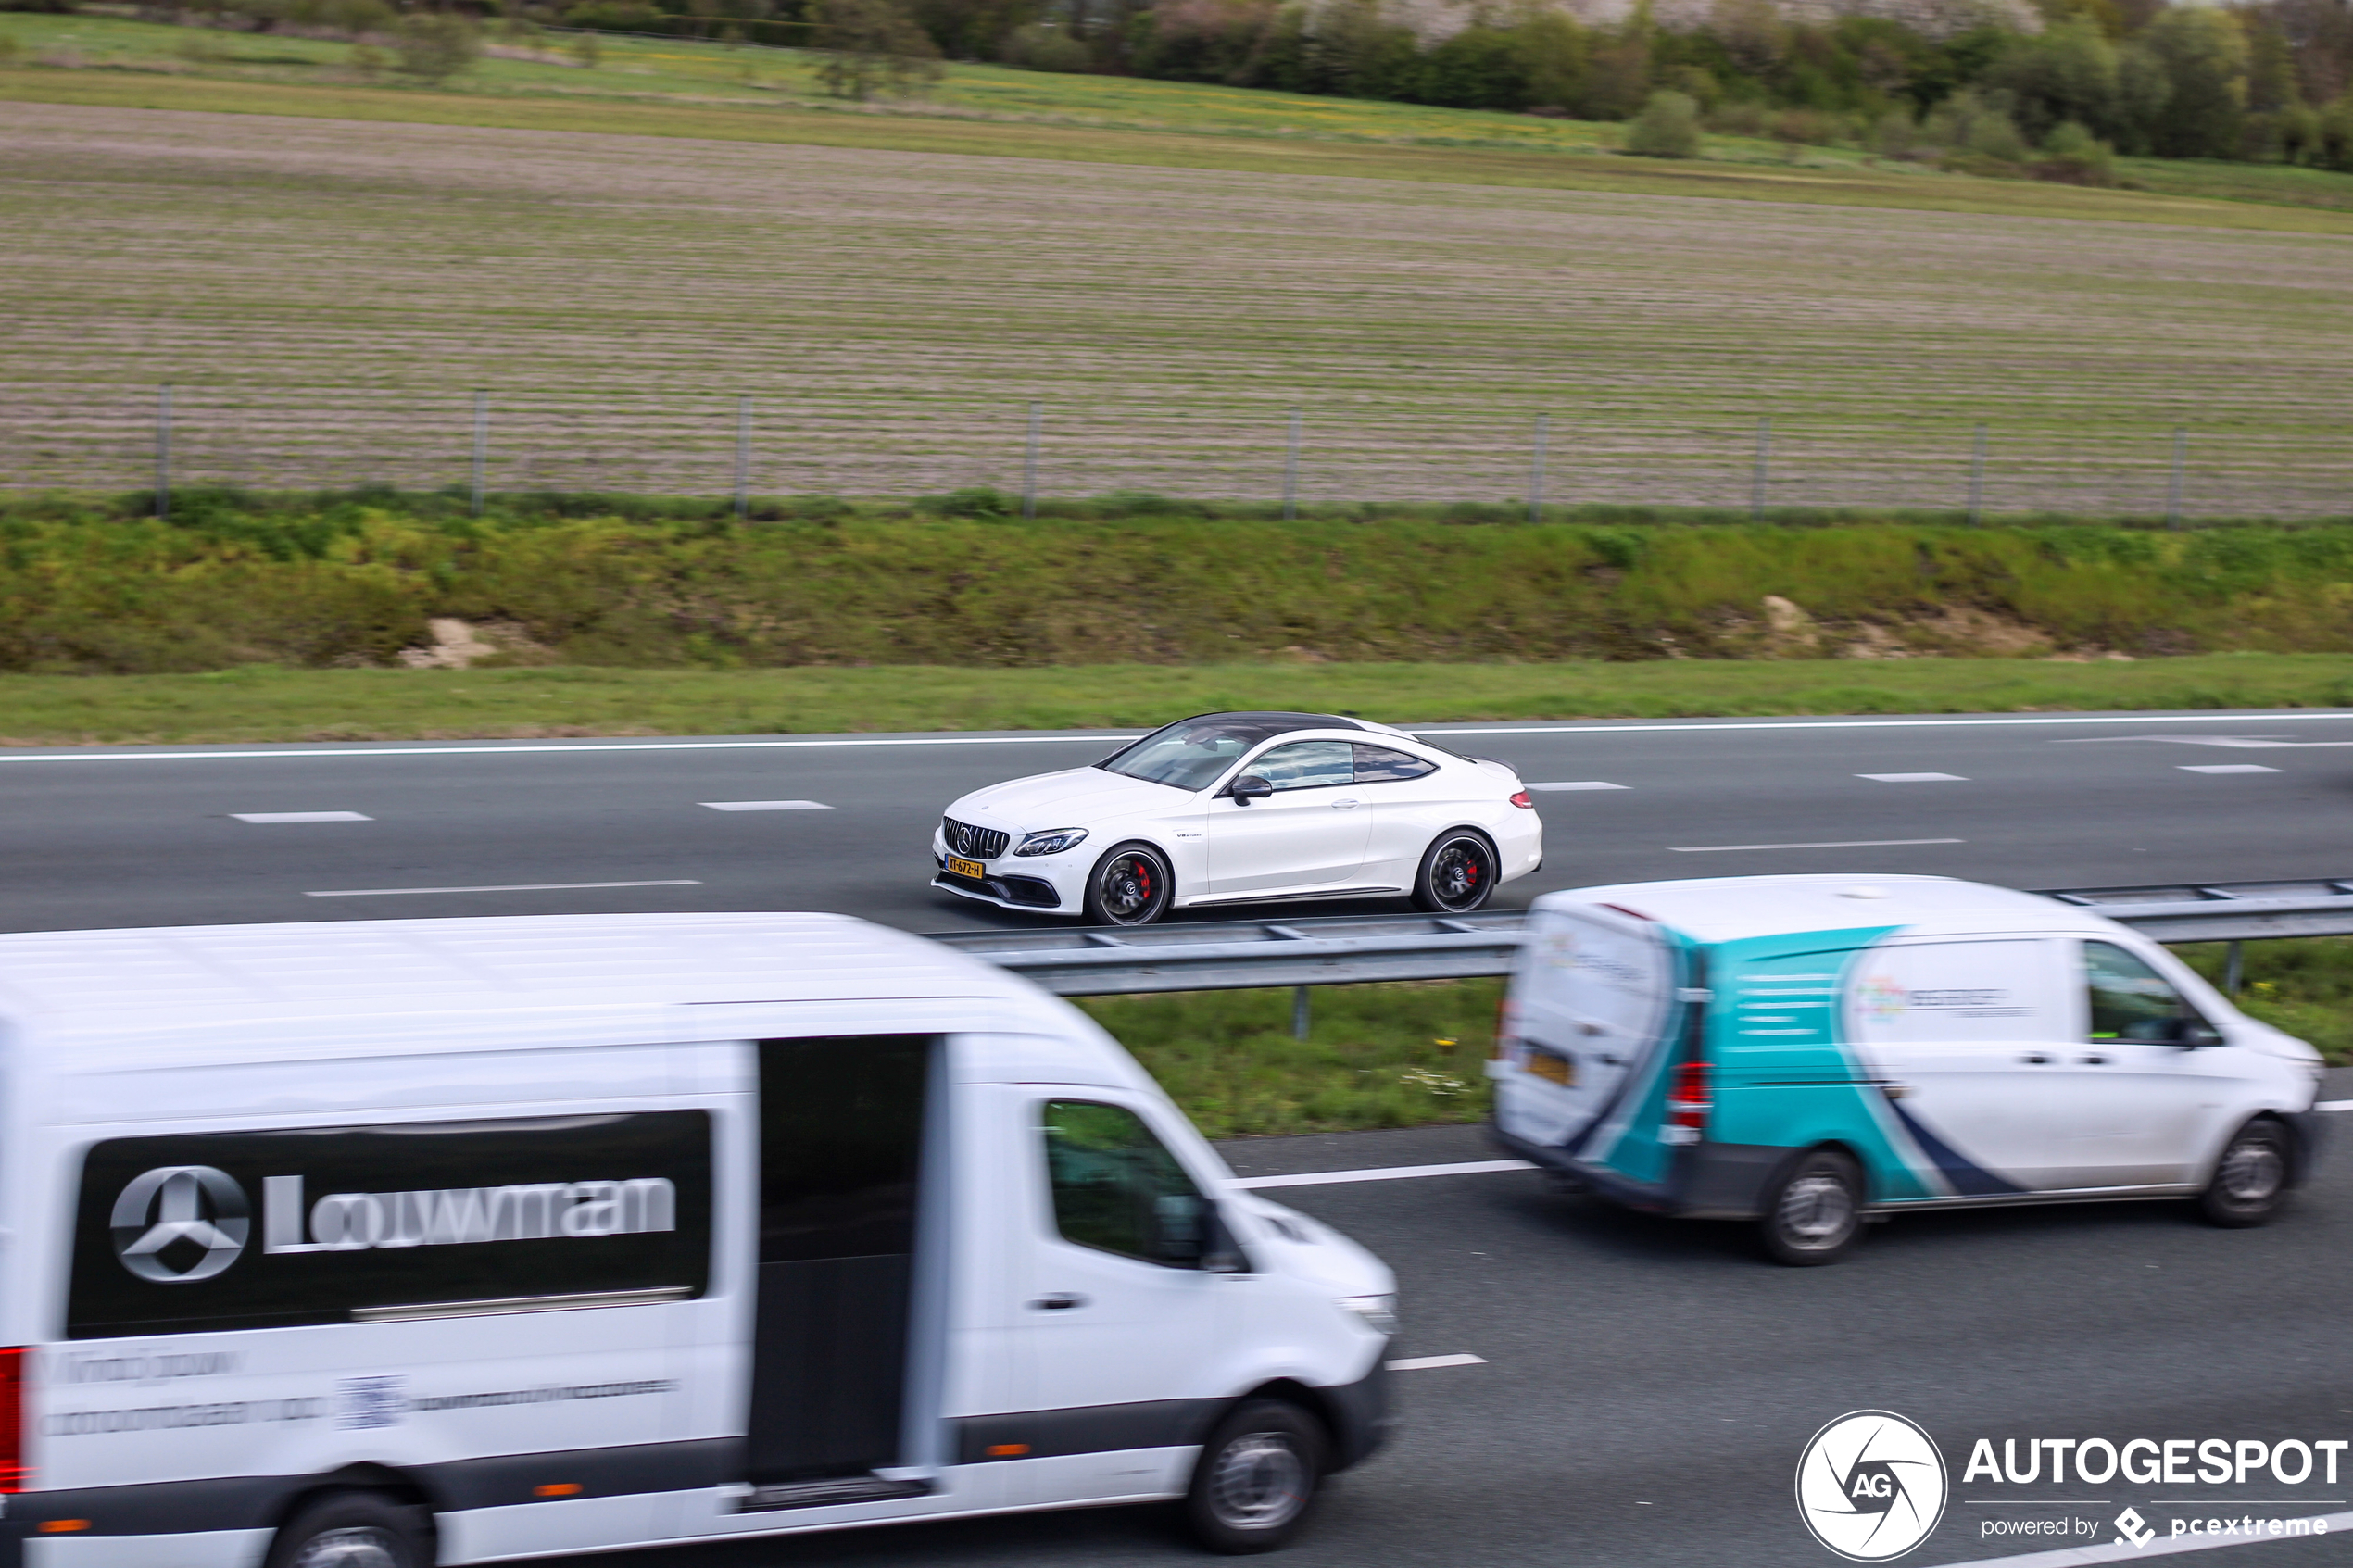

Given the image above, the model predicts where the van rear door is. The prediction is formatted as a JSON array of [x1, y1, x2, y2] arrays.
[[1497, 904, 1681, 1157]]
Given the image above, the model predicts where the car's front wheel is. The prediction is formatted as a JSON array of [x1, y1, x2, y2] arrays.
[[264, 1491, 433, 1568], [1412, 830, 1497, 914], [1084, 842, 1174, 926], [2199, 1118, 2290, 1227], [1186, 1399, 1327, 1553]]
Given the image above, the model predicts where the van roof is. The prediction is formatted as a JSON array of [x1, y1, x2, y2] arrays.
[[1535, 873, 2109, 945], [0, 912, 1029, 1024]]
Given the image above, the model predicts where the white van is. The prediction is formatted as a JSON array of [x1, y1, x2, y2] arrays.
[[1489, 874, 2330, 1264], [0, 914, 1396, 1563]]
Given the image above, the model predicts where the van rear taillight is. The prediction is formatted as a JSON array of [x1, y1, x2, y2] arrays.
[[1666, 1061, 1712, 1132], [0, 1346, 29, 1492]]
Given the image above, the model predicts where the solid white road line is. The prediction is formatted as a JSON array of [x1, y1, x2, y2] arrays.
[[2178, 764, 2283, 774], [4, 709, 2351, 766], [1857, 772, 1968, 783], [1232, 1160, 1534, 1190], [231, 811, 372, 822], [1385, 1354, 1487, 1372], [2316, 1099, 2353, 1113], [699, 800, 832, 810], [1937, 1509, 2353, 1566], [306, 880, 703, 897], [1671, 837, 1966, 853], [1528, 781, 1629, 791]]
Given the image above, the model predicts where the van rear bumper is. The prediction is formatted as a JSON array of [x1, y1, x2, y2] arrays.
[[1487, 1119, 1787, 1221]]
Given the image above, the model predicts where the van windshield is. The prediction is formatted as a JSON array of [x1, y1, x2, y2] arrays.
[[1097, 717, 1326, 793]]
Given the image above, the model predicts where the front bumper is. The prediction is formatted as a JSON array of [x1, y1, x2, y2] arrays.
[[1487, 1118, 1790, 1221], [932, 829, 1085, 913], [1316, 1352, 1393, 1473], [2285, 1106, 2333, 1185]]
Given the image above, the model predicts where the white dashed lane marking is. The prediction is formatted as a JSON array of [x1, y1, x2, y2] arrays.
[[2179, 764, 2283, 774], [1672, 837, 1965, 853], [1527, 781, 1629, 792], [699, 800, 833, 811], [1386, 1354, 1486, 1372], [306, 880, 702, 897], [1857, 772, 1969, 783], [231, 811, 371, 822], [1233, 1160, 1533, 1190]]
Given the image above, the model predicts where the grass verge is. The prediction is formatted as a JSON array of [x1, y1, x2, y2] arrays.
[[3, 654, 2350, 746]]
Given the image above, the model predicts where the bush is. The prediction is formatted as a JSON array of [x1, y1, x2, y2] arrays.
[[925, 485, 1011, 519], [1771, 107, 1844, 147], [2032, 119, 2117, 186], [393, 13, 480, 82], [1624, 89, 1703, 158], [1968, 110, 2031, 163], [810, 0, 941, 99], [1869, 107, 1919, 158], [1000, 21, 1088, 73], [560, 1, 663, 31]]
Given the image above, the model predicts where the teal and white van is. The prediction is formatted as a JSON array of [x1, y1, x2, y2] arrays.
[[1487, 874, 2330, 1264]]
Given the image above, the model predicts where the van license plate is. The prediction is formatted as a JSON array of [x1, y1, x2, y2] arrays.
[[947, 856, 987, 879], [1527, 1051, 1576, 1087]]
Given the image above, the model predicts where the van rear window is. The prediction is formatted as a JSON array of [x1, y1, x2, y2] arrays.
[[68, 1111, 711, 1340]]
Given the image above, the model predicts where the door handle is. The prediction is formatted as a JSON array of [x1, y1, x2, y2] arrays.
[[2080, 1054, 2109, 1066], [1030, 1293, 1088, 1311], [1330, 798, 1361, 809], [1875, 1081, 1914, 1100], [2021, 1053, 2051, 1065]]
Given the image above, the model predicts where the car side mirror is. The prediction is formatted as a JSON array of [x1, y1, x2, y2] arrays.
[[1228, 775, 1273, 804], [2171, 1017, 2224, 1047], [1155, 1196, 1248, 1273]]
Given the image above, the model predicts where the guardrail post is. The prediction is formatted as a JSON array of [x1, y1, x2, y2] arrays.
[[733, 394, 752, 520], [1751, 415, 1770, 521], [470, 390, 488, 518], [1967, 422, 1986, 526], [154, 383, 172, 521], [1022, 401, 1040, 521], [1528, 412, 1548, 524], [2224, 939, 2244, 996], [2165, 426, 2186, 531], [1282, 407, 1302, 521], [1291, 985, 1311, 1040]]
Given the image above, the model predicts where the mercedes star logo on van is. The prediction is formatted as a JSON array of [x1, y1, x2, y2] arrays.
[[1795, 1410, 1949, 1562], [111, 1165, 251, 1283]]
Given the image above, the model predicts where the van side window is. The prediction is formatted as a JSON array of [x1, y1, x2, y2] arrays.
[[1353, 744, 1437, 783], [1040, 1101, 1206, 1267], [2083, 942, 2217, 1045]]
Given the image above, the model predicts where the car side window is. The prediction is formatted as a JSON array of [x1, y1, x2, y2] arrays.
[[1354, 744, 1437, 783], [1040, 1100, 1207, 1267], [2083, 942, 2215, 1044], [1247, 740, 1354, 792]]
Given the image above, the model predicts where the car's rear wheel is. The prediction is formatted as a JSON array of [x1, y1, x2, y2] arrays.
[[264, 1491, 433, 1568], [1759, 1148, 1863, 1266], [1084, 842, 1174, 926], [1412, 831, 1497, 914], [2199, 1118, 2290, 1227]]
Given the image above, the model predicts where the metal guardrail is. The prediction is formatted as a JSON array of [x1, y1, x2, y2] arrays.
[[925, 877, 2353, 997]]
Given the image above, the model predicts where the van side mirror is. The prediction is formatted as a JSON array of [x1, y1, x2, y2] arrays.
[[2169, 1016, 2224, 1047], [1155, 1195, 1248, 1272], [1228, 775, 1273, 805]]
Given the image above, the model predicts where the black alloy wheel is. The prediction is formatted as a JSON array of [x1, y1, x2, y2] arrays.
[[264, 1491, 434, 1568], [1412, 831, 1498, 914], [1186, 1399, 1328, 1553], [2198, 1118, 2290, 1227], [1084, 842, 1174, 926], [1759, 1148, 1864, 1266]]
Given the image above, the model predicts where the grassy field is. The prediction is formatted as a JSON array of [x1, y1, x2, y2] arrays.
[[6, 85, 2353, 520], [2, 655, 2347, 746]]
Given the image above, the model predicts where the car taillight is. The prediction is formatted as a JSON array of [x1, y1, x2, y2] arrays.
[[1666, 1061, 1712, 1131], [0, 1346, 28, 1492], [1509, 790, 1533, 809]]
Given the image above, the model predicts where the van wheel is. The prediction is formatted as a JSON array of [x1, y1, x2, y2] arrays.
[[1186, 1399, 1327, 1554], [1759, 1148, 1863, 1266], [1412, 831, 1497, 914], [2199, 1119, 2290, 1228], [265, 1491, 433, 1568], [1085, 842, 1174, 926]]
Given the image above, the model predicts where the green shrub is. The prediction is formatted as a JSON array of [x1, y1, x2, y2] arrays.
[[393, 13, 480, 82], [1624, 89, 1703, 158], [1000, 21, 1090, 73], [923, 485, 1012, 519], [2032, 119, 2117, 186]]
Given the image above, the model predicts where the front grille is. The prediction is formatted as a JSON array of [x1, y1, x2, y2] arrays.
[[942, 817, 1010, 859]]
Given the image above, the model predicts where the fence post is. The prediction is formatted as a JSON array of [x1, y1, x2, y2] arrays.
[[1529, 412, 1549, 524], [1282, 407, 1302, 521], [734, 395, 752, 520], [1967, 422, 1987, 526], [470, 390, 488, 518], [1291, 985, 1311, 1041], [2165, 426, 2186, 530], [154, 383, 173, 521], [1022, 401, 1040, 521], [1750, 415, 1771, 521]]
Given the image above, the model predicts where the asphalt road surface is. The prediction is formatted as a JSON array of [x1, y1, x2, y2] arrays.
[[3, 708, 2352, 935], [522, 1114, 2353, 1568]]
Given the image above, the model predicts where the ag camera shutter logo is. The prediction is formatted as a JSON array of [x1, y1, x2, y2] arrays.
[[1796, 1410, 1949, 1561], [111, 1166, 251, 1283]]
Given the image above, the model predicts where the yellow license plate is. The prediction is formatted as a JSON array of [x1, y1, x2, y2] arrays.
[[947, 856, 987, 879], [1526, 1050, 1576, 1088]]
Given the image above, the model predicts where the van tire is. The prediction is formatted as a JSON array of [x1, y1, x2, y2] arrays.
[[1411, 831, 1497, 914], [1185, 1399, 1327, 1554], [1085, 842, 1175, 926], [1758, 1148, 1864, 1266], [2198, 1118, 2290, 1228], [265, 1490, 434, 1568]]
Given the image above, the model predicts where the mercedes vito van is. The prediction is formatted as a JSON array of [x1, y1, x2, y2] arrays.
[[0, 913, 1394, 1563], [1488, 875, 2329, 1264]]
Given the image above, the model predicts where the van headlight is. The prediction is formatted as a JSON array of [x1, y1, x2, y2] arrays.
[[1013, 828, 1088, 857], [1336, 1294, 1398, 1336]]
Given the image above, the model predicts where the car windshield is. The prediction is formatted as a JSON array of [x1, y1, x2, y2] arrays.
[[1097, 717, 1327, 792]]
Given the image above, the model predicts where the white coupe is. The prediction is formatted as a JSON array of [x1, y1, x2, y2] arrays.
[[932, 710, 1543, 925]]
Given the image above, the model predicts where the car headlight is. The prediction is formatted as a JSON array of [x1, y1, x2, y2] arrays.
[[1336, 1293, 1399, 1336], [1013, 828, 1088, 857]]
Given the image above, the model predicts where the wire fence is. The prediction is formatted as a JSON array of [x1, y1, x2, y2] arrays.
[[9, 383, 2351, 524]]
